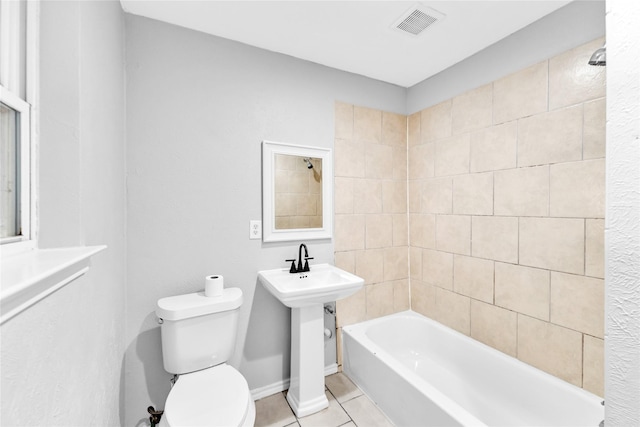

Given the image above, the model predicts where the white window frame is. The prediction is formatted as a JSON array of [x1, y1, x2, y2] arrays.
[[1, 0, 38, 254], [0, 1, 107, 325], [0, 86, 32, 246]]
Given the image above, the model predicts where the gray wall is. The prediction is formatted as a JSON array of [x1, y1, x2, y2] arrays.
[[0, 1, 126, 425], [124, 15, 405, 426], [407, 1, 606, 113]]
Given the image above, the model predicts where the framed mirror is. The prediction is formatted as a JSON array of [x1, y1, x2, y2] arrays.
[[262, 140, 333, 242]]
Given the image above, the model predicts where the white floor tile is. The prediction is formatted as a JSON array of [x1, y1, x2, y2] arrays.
[[341, 394, 394, 427]]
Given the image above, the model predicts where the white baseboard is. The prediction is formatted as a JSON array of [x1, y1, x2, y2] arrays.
[[250, 363, 339, 401]]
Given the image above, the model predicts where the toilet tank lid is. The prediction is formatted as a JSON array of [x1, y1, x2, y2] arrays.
[[156, 288, 243, 321]]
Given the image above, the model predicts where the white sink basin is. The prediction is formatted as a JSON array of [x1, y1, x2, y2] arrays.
[[258, 263, 364, 308]]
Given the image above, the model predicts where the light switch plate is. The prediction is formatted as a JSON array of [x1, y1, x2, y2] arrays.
[[249, 220, 262, 240]]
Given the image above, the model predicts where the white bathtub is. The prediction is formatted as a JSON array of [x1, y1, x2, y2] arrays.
[[342, 311, 604, 427]]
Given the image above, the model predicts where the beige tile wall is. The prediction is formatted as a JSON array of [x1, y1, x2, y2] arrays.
[[409, 38, 605, 397], [334, 103, 409, 368], [334, 38, 605, 398]]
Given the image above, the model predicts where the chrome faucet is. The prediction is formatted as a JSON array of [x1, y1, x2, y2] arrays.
[[285, 243, 314, 274]]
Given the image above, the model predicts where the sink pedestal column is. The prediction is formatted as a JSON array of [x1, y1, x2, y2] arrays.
[[286, 304, 328, 417]]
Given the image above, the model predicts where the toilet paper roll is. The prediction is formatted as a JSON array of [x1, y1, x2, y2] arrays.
[[205, 275, 224, 297]]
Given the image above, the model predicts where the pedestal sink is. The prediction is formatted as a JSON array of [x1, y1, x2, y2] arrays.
[[258, 263, 364, 417]]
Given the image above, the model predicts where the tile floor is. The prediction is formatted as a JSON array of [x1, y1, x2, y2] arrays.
[[254, 372, 395, 427]]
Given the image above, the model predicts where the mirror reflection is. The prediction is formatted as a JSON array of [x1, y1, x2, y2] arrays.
[[274, 154, 323, 230]]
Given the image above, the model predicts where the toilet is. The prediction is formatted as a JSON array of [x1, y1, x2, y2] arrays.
[[155, 287, 255, 427]]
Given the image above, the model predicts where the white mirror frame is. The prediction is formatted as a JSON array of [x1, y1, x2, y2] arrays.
[[262, 140, 333, 242]]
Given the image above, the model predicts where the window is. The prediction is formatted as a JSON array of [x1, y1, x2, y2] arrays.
[[1, 0, 37, 250], [1, 86, 31, 243]]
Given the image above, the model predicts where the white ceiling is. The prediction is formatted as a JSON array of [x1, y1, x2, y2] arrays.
[[120, 0, 572, 88]]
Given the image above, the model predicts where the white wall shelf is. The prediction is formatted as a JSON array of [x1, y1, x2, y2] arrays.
[[0, 246, 106, 324]]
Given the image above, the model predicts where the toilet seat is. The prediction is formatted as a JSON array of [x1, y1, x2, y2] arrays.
[[161, 364, 255, 427]]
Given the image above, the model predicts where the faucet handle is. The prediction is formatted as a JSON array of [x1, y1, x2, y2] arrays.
[[286, 259, 297, 274], [303, 257, 314, 272]]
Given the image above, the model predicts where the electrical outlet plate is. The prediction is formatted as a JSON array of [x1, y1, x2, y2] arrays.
[[249, 220, 262, 240]]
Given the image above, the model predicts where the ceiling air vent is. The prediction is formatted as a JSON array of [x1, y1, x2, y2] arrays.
[[392, 5, 445, 36]]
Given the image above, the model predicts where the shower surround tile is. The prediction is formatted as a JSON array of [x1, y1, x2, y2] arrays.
[[421, 177, 453, 214], [452, 172, 493, 215], [335, 101, 409, 338], [336, 287, 366, 328], [548, 37, 606, 111], [408, 112, 421, 147], [586, 219, 605, 278], [493, 60, 548, 124], [408, 143, 435, 179], [495, 263, 550, 321], [355, 249, 384, 285], [412, 280, 436, 317], [334, 177, 354, 214], [334, 139, 365, 177], [382, 180, 407, 213], [494, 166, 549, 217], [354, 106, 381, 143], [453, 255, 494, 303], [383, 246, 409, 281], [435, 287, 471, 335], [422, 249, 453, 290], [365, 143, 393, 179], [471, 300, 517, 357], [435, 133, 470, 177], [550, 159, 606, 218], [470, 121, 517, 173], [337, 42, 606, 398], [471, 216, 519, 264], [392, 146, 408, 180], [334, 215, 365, 252], [421, 100, 452, 143], [334, 102, 354, 140], [410, 247, 422, 281], [583, 97, 606, 160], [353, 178, 382, 214], [393, 279, 410, 312], [382, 111, 407, 147], [365, 214, 393, 249], [519, 217, 584, 274], [409, 213, 436, 249], [517, 315, 583, 387], [517, 105, 583, 167], [366, 282, 394, 319], [583, 335, 604, 397], [550, 272, 604, 338], [392, 213, 408, 247], [452, 83, 493, 135], [436, 214, 471, 255]]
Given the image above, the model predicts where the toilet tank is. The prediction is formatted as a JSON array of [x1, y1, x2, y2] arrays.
[[156, 288, 243, 375]]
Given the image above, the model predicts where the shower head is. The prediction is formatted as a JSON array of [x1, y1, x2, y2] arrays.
[[588, 44, 606, 66], [303, 158, 313, 169]]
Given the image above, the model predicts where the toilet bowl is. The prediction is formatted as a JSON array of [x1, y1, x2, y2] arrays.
[[158, 364, 255, 427], [156, 288, 255, 427]]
